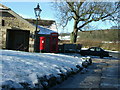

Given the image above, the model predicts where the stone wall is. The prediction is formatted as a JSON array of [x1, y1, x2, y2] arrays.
[[2, 16, 34, 31], [0, 29, 2, 48], [1, 15, 35, 51], [0, 28, 6, 48]]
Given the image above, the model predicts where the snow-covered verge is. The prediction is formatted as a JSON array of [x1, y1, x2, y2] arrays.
[[0, 49, 91, 89]]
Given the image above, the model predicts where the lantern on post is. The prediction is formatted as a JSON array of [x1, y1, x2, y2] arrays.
[[34, 3, 42, 52]]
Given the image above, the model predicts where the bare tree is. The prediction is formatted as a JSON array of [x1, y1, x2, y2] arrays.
[[53, 1, 119, 43]]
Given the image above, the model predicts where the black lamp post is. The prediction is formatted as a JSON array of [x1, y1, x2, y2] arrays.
[[34, 3, 42, 52]]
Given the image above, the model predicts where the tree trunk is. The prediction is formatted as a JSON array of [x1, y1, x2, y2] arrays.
[[70, 20, 78, 43]]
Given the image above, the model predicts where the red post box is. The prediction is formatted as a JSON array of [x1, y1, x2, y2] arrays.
[[39, 37, 46, 51], [50, 33, 58, 53]]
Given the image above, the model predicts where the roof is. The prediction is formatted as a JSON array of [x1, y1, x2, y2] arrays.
[[38, 26, 57, 35], [26, 19, 55, 27]]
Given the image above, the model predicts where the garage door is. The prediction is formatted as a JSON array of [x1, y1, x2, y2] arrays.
[[6, 29, 30, 52]]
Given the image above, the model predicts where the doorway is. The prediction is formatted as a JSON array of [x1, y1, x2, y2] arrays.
[[6, 29, 30, 52]]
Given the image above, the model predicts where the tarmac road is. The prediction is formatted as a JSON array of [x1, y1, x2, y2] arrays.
[[50, 57, 120, 89], [109, 51, 120, 59]]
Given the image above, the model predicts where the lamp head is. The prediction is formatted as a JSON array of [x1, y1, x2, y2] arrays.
[[34, 3, 42, 17]]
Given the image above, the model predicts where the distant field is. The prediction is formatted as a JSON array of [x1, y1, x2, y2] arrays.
[[59, 29, 120, 51]]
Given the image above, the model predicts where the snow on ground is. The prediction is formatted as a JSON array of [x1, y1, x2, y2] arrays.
[[0, 49, 84, 88], [59, 36, 70, 40]]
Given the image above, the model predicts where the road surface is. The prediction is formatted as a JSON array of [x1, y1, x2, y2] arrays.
[[50, 56, 120, 89], [109, 51, 120, 59]]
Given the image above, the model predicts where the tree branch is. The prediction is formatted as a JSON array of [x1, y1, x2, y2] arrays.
[[66, 2, 79, 20], [78, 13, 111, 29]]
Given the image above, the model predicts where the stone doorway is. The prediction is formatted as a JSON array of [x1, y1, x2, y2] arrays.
[[6, 29, 30, 52]]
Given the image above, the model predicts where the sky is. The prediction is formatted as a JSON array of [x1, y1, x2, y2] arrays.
[[1, 2, 54, 20], [1, 1, 118, 33]]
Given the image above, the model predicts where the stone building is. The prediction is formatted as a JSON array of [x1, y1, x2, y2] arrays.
[[0, 4, 57, 52]]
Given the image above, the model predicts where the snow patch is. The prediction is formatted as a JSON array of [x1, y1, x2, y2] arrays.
[[38, 26, 57, 35], [0, 49, 84, 88]]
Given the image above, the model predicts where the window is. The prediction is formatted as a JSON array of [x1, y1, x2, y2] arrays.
[[2, 19, 5, 26], [96, 48, 101, 51], [89, 48, 95, 51]]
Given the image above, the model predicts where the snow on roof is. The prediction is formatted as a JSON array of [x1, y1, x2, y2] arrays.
[[38, 26, 57, 35], [0, 49, 83, 87], [0, 6, 4, 9]]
